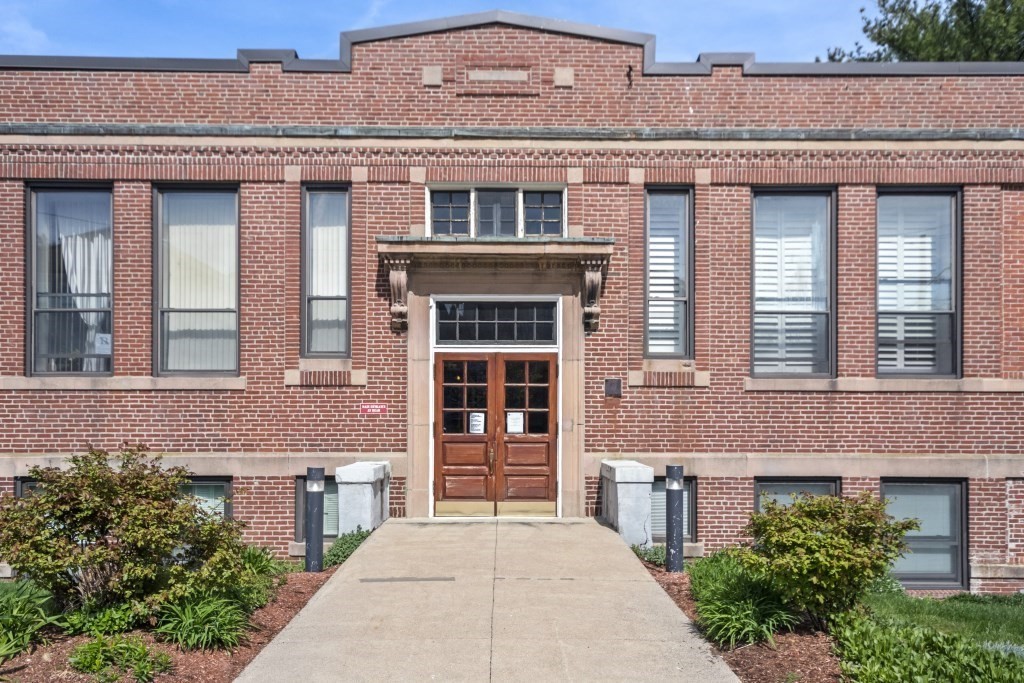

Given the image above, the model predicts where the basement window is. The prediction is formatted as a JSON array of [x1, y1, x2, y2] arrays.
[[882, 480, 966, 589], [650, 476, 696, 543], [295, 477, 340, 542]]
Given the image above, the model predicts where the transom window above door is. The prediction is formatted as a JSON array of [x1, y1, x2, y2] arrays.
[[436, 301, 557, 345], [429, 188, 565, 238]]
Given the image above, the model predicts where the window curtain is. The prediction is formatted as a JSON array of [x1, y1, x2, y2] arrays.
[[646, 192, 688, 355], [35, 191, 112, 373], [306, 191, 349, 355], [753, 195, 830, 374], [877, 195, 954, 374], [161, 192, 237, 372]]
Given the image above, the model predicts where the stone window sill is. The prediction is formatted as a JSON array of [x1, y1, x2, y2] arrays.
[[0, 376, 246, 391], [744, 377, 1024, 392], [285, 358, 367, 387]]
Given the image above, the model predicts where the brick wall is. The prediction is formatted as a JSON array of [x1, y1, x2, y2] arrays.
[[233, 476, 295, 557], [389, 476, 406, 519]]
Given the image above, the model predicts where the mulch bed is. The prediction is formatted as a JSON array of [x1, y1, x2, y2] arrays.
[[643, 561, 842, 683], [0, 567, 336, 682]]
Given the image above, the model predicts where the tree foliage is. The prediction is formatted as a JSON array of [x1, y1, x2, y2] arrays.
[[828, 0, 1024, 61]]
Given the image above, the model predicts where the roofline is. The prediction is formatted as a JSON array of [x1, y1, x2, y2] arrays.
[[2, 9, 1024, 77]]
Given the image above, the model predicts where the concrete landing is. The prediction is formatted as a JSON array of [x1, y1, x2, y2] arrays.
[[236, 519, 737, 682]]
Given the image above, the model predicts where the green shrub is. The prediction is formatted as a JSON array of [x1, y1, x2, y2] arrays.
[[69, 634, 172, 683], [631, 544, 666, 567], [687, 551, 798, 649], [155, 594, 249, 651], [0, 580, 60, 664], [0, 444, 252, 611], [866, 572, 905, 596], [743, 491, 919, 624], [832, 612, 1024, 682], [64, 602, 142, 636], [324, 527, 372, 568]]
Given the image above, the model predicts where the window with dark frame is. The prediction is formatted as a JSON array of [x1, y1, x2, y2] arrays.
[[156, 189, 239, 374], [645, 189, 691, 357], [754, 478, 839, 512], [524, 191, 563, 236], [429, 188, 564, 238], [14, 477, 38, 498], [882, 480, 966, 589], [29, 187, 113, 375], [430, 191, 471, 236], [877, 192, 959, 377], [650, 476, 696, 543], [178, 477, 233, 517], [294, 476, 340, 542], [752, 192, 834, 376], [303, 188, 350, 357], [436, 301, 557, 345]]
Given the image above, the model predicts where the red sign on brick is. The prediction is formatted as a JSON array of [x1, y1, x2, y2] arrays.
[[360, 403, 388, 415]]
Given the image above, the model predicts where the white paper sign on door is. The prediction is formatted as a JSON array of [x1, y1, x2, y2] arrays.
[[506, 411, 525, 434], [468, 412, 486, 434]]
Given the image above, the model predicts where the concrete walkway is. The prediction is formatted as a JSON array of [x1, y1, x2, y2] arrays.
[[237, 519, 737, 682]]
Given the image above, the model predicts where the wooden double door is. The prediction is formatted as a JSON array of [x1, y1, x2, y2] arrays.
[[434, 352, 558, 516]]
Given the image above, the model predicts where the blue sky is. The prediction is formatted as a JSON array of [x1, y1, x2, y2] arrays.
[[0, 0, 875, 63]]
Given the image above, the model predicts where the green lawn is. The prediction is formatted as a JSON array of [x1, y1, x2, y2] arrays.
[[865, 592, 1024, 647]]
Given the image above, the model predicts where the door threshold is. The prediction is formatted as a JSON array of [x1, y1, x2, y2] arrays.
[[434, 501, 557, 518]]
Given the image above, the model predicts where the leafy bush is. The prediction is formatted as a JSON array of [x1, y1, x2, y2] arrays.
[[832, 612, 1024, 682], [631, 544, 666, 567], [687, 551, 798, 649], [0, 580, 60, 664], [69, 634, 172, 683], [155, 594, 249, 651], [324, 527, 372, 568], [743, 491, 918, 623], [64, 602, 142, 636], [0, 445, 252, 611]]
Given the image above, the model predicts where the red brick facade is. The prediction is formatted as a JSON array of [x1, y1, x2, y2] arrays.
[[1, 12, 1023, 591]]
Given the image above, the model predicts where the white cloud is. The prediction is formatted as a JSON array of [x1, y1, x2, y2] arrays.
[[0, 10, 49, 54]]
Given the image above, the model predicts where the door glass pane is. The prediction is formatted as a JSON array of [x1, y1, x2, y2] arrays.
[[528, 362, 549, 384], [506, 361, 526, 384], [467, 361, 487, 384], [443, 411, 464, 434], [528, 386, 548, 410], [527, 411, 548, 434], [443, 361, 463, 383], [435, 302, 557, 345], [505, 386, 526, 409], [466, 386, 487, 409], [443, 386, 464, 409]]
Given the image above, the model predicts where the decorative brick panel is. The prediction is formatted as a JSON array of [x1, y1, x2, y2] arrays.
[[297, 370, 352, 386]]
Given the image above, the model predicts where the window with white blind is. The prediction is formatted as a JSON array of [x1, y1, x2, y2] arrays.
[[295, 477, 340, 541], [645, 190, 692, 357], [157, 189, 238, 374], [752, 192, 833, 376], [882, 480, 966, 588], [179, 478, 232, 517], [650, 477, 696, 543], [303, 188, 350, 356], [30, 187, 113, 375], [877, 193, 958, 376]]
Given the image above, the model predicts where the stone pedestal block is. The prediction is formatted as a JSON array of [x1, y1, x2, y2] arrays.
[[600, 459, 654, 547], [336, 461, 391, 535]]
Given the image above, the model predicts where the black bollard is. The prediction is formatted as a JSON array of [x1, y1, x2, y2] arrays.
[[304, 467, 325, 572], [665, 465, 685, 573]]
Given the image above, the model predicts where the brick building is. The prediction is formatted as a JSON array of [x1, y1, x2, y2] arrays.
[[1, 10, 1023, 592]]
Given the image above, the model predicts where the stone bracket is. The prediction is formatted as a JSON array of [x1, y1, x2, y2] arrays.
[[581, 258, 607, 333], [383, 256, 411, 332]]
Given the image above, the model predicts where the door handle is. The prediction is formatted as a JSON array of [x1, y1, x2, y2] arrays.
[[488, 443, 495, 474]]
